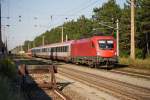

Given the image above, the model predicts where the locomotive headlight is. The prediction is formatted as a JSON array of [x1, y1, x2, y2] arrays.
[[115, 52, 117, 55], [97, 52, 100, 56]]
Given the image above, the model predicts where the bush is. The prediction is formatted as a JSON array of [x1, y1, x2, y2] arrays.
[[135, 48, 143, 59], [120, 50, 129, 58], [0, 58, 17, 79], [120, 57, 150, 69]]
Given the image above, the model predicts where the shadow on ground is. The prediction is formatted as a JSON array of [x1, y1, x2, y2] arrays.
[[21, 75, 73, 100], [15, 59, 50, 65], [57, 82, 73, 91], [112, 64, 129, 69], [21, 75, 52, 100]]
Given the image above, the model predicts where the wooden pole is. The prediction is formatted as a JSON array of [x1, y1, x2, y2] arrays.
[[130, 0, 135, 60], [116, 19, 119, 57]]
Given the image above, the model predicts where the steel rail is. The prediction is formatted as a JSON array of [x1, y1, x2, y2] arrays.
[[110, 69, 150, 79], [59, 67, 150, 100]]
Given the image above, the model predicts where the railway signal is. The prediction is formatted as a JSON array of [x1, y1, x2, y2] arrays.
[[113, 31, 116, 38]]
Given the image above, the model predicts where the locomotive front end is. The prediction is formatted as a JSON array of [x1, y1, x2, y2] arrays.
[[94, 36, 118, 66]]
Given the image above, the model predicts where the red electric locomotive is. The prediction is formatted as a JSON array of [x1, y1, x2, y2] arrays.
[[71, 36, 118, 67]]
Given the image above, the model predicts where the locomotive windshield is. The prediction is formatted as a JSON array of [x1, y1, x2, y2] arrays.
[[98, 40, 114, 50]]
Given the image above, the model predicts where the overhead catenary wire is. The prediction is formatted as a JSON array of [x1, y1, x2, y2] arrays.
[[52, 0, 102, 28], [70, 0, 100, 14]]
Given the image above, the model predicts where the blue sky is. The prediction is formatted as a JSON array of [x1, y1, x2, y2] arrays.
[[1, 0, 126, 50]]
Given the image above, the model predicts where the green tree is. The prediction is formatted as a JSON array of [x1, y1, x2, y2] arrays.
[[137, 0, 150, 58], [119, 4, 131, 57], [93, 0, 121, 35]]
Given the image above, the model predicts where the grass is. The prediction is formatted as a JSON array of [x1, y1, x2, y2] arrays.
[[0, 58, 24, 100], [120, 57, 150, 69], [0, 58, 17, 79]]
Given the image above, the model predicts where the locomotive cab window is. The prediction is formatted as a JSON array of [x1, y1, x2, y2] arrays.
[[99, 40, 114, 50]]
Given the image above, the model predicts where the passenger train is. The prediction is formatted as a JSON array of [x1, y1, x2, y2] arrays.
[[30, 36, 118, 67]]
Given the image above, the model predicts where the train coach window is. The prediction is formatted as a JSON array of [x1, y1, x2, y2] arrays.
[[59, 47, 61, 52], [56, 47, 57, 52], [49, 48, 51, 52], [56, 47, 58, 52], [66, 46, 68, 52], [61, 47, 63, 52], [58, 47, 60, 52], [64, 46, 67, 52], [52, 48, 55, 52], [62, 46, 68, 52], [57, 47, 59, 52], [64, 46, 66, 52], [51, 48, 54, 52], [61, 46, 63, 52], [60, 47, 62, 52], [46, 48, 49, 52], [53, 47, 56, 52]]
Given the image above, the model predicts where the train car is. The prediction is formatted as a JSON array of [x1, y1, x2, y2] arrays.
[[31, 41, 74, 61], [31, 35, 118, 68], [31, 45, 51, 58], [71, 36, 118, 67]]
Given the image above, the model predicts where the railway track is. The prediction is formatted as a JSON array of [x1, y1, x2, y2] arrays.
[[110, 69, 150, 80], [58, 67, 150, 100], [32, 57, 150, 79]]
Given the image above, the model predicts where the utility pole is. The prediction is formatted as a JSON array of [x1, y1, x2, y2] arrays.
[[146, 33, 149, 55], [130, 0, 135, 60], [0, 2, 3, 54], [5, 37, 7, 53], [0, 2, 2, 43], [116, 19, 119, 57], [21, 45, 23, 51], [61, 26, 64, 43], [65, 34, 68, 42], [28, 43, 30, 51], [42, 36, 45, 46], [33, 41, 35, 48]]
